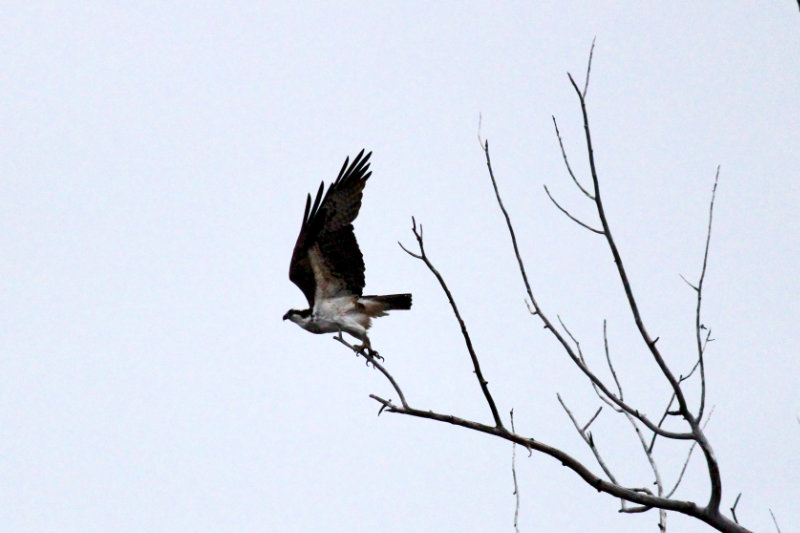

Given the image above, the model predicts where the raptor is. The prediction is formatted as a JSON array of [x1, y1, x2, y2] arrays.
[[283, 150, 411, 357]]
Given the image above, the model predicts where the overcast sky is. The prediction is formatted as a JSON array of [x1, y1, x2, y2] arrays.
[[2, 2, 799, 532]]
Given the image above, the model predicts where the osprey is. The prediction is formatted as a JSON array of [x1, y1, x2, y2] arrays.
[[283, 150, 412, 356]]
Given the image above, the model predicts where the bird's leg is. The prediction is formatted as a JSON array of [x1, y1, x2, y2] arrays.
[[354, 336, 383, 364], [335, 328, 361, 356], [334, 330, 383, 366], [334, 330, 362, 358]]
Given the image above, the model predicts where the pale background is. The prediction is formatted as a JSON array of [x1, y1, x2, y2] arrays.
[[2, 2, 798, 532]]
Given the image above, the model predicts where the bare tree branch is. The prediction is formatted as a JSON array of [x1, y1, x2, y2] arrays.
[[333, 334, 408, 409], [582, 36, 596, 98], [552, 116, 594, 199], [649, 350, 707, 453], [769, 509, 782, 533], [603, 320, 624, 400], [694, 167, 720, 422], [596, 325, 667, 528], [482, 139, 692, 439], [679, 273, 699, 291], [564, 53, 724, 512], [567, 69, 694, 422], [620, 410, 667, 531], [543, 184, 604, 233], [511, 409, 521, 533], [361, 145, 748, 532], [583, 406, 603, 433], [369, 392, 751, 533], [558, 393, 620, 488], [399, 217, 504, 429], [339, 42, 754, 533], [666, 406, 715, 499], [730, 493, 742, 524]]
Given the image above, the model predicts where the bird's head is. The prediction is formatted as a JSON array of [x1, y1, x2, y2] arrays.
[[283, 308, 311, 324]]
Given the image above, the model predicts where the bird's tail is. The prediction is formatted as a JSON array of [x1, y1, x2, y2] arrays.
[[362, 293, 412, 311]]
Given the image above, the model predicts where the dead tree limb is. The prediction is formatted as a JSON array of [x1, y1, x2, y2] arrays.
[[511, 409, 521, 533], [398, 218, 504, 429], [331, 43, 752, 533]]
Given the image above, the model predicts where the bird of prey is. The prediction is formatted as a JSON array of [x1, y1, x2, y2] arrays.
[[283, 150, 411, 357]]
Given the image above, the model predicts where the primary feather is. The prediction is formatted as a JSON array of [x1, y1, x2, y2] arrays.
[[288, 150, 371, 306]]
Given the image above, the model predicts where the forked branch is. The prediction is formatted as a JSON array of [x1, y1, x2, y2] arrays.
[[368, 387, 749, 533], [560, 46, 724, 514], [483, 138, 692, 441], [338, 42, 750, 533], [399, 217, 504, 429]]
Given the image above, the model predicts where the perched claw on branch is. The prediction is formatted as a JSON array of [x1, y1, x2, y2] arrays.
[[357, 345, 384, 365], [334, 332, 383, 366]]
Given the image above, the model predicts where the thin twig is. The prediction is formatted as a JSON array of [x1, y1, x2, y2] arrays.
[[621, 411, 667, 531], [602, 326, 666, 527], [558, 315, 585, 361], [730, 492, 742, 524], [557, 394, 620, 490], [652, 174, 718, 452], [543, 185, 604, 233], [594, 334, 675, 531], [769, 509, 782, 533], [603, 320, 624, 400], [695, 167, 720, 423], [679, 273, 699, 291], [477, 113, 484, 147], [511, 409, 521, 533], [583, 406, 603, 433], [591, 326, 669, 525], [582, 36, 596, 98], [552, 116, 594, 199]]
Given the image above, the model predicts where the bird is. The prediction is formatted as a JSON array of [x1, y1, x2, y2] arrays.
[[283, 150, 412, 358]]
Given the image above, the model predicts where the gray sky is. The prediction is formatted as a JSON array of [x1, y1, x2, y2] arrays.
[[2, 2, 798, 532]]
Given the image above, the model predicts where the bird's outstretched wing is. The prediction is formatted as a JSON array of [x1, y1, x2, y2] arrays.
[[288, 150, 372, 307]]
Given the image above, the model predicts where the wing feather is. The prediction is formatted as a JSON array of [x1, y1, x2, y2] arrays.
[[288, 150, 372, 306]]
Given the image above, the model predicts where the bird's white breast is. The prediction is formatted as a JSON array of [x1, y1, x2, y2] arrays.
[[308, 296, 360, 333]]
